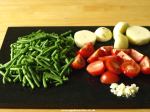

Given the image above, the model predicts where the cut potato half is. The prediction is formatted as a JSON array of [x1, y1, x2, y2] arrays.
[[114, 33, 128, 49], [113, 22, 129, 39], [95, 27, 112, 42], [126, 26, 150, 45], [74, 30, 96, 48]]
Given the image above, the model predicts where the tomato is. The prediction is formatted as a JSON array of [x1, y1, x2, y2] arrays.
[[121, 60, 140, 78], [87, 48, 106, 63], [78, 42, 95, 58], [100, 46, 113, 56], [117, 51, 134, 62], [100, 71, 120, 84], [87, 46, 113, 63], [98, 55, 116, 62], [111, 49, 131, 55], [105, 56, 123, 74], [71, 54, 86, 69], [130, 49, 144, 62], [140, 56, 150, 75], [86, 60, 105, 76]]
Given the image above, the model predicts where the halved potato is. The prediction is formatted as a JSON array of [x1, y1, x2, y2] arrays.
[[126, 26, 150, 45], [74, 30, 96, 48]]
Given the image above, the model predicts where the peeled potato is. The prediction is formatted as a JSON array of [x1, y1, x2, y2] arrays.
[[113, 22, 129, 39], [95, 27, 112, 42], [114, 33, 128, 49], [126, 26, 150, 45], [74, 30, 96, 48]]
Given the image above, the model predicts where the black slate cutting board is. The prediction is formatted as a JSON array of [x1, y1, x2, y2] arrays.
[[0, 26, 150, 109]]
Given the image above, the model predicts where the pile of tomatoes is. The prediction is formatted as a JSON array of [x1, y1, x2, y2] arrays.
[[71, 42, 150, 84]]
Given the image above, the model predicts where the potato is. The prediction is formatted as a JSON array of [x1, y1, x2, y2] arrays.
[[113, 22, 129, 39], [114, 33, 128, 49], [126, 26, 150, 45], [95, 27, 112, 42], [74, 30, 96, 48]]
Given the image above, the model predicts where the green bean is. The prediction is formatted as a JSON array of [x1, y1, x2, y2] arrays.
[[32, 41, 36, 46], [24, 75, 34, 89], [54, 54, 59, 60], [17, 55, 24, 65], [44, 72, 62, 84], [31, 46, 42, 52], [40, 59, 51, 67], [47, 33, 59, 39], [10, 44, 14, 60], [51, 49, 57, 56], [4, 69, 10, 78], [35, 58, 49, 69], [22, 66, 31, 79], [0, 70, 5, 77], [42, 46, 57, 55], [0, 71, 11, 83], [0, 30, 75, 89], [43, 73, 47, 88], [22, 76, 26, 87], [10, 68, 19, 71], [17, 34, 47, 43], [31, 51, 39, 57], [61, 48, 68, 54], [2, 77, 6, 84], [60, 30, 72, 37], [1, 53, 20, 69], [41, 39, 49, 47], [18, 69, 22, 81], [54, 62, 59, 72], [35, 40, 41, 46], [8, 45, 28, 67], [37, 56, 50, 62], [60, 58, 74, 76], [13, 75, 19, 82], [65, 58, 70, 64], [28, 67, 40, 87]]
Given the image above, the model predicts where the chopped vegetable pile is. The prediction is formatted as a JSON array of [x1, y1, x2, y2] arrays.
[[110, 83, 139, 98], [0, 30, 75, 89]]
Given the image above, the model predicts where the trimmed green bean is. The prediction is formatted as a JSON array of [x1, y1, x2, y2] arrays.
[[22, 76, 26, 87], [37, 56, 50, 62], [24, 75, 34, 89], [13, 75, 19, 82], [60, 58, 74, 76], [10, 44, 14, 60], [28, 67, 40, 87], [18, 69, 22, 81], [42, 46, 57, 55], [43, 74, 47, 88], [60, 30, 72, 37], [31, 46, 42, 52], [0, 30, 75, 89]]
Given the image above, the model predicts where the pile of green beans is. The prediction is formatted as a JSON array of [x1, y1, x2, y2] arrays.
[[0, 30, 75, 89]]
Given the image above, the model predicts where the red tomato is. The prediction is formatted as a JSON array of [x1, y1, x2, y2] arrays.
[[121, 60, 140, 78], [111, 49, 131, 55], [105, 56, 123, 74], [100, 46, 113, 56], [78, 42, 95, 58], [87, 48, 106, 63], [130, 49, 144, 62], [117, 51, 134, 62], [71, 54, 86, 69], [140, 56, 150, 75], [100, 71, 120, 84], [98, 55, 116, 62], [86, 60, 105, 76]]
